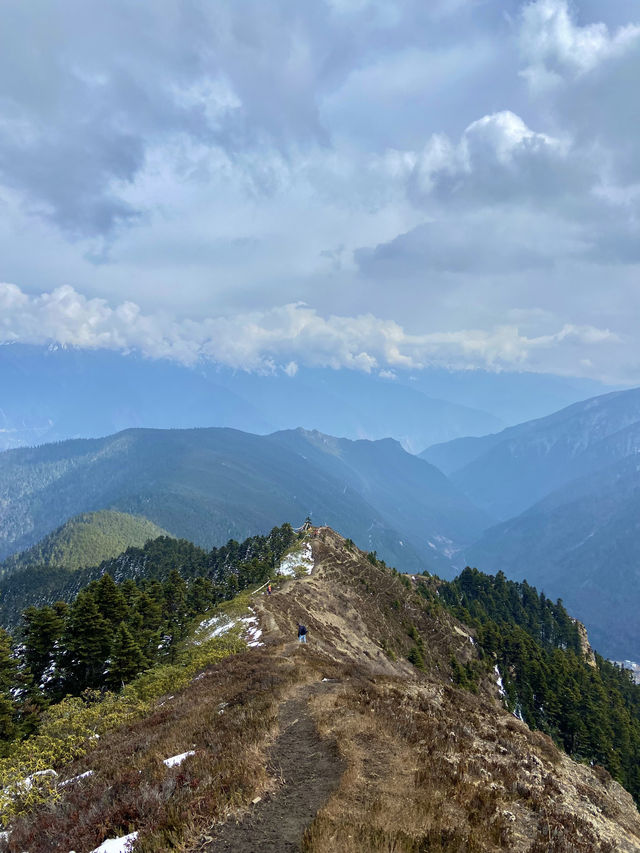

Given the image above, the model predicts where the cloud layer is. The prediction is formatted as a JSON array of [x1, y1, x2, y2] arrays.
[[0, 282, 624, 381], [0, 0, 639, 383]]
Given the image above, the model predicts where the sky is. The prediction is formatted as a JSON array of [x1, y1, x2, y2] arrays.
[[0, 0, 639, 383]]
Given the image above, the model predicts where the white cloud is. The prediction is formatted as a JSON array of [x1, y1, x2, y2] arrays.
[[406, 110, 578, 206], [519, 0, 640, 89], [0, 282, 620, 379]]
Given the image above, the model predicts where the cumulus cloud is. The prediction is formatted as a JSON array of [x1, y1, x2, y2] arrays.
[[519, 0, 640, 89], [404, 110, 586, 207], [0, 282, 620, 379]]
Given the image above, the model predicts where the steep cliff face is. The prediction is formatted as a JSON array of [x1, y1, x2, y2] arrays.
[[575, 618, 597, 668]]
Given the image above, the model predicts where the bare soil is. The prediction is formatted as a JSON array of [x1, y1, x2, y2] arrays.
[[198, 681, 343, 853]]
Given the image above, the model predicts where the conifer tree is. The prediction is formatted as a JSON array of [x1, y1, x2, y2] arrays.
[[21, 605, 64, 686], [0, 628, 18, 743], [61, 591, 111, 691], [163, 569, 189, 656], [93, 573, 128, 627], [107, 622, 146, 688]]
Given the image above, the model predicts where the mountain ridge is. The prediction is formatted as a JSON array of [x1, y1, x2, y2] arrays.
[[0, 425, 490, 574], [3, 527, 640, 852], [422, 385, 640, 519]]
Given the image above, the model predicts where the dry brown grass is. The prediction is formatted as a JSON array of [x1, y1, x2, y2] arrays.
[[6, 651, 302, 852], [301, 677, 513, 853]]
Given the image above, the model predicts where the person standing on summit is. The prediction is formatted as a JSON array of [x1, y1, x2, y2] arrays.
[[298, 623, 307, 644]]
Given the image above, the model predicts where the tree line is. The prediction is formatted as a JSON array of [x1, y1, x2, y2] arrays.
[[0, 523, 297, 752], [439, 567, 640, 803]]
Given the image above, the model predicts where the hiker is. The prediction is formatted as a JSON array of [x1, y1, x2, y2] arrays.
[[298, 623, 307, 644], [267, 582, 272, 595]]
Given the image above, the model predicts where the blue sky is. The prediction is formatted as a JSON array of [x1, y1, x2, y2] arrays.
[[0, 0, 639, 383]]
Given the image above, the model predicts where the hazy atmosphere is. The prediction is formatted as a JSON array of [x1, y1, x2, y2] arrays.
[[1, 0, 639, 383]]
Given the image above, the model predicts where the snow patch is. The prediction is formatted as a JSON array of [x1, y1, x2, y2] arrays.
[[15, 768, 58, 792], [195, 610, 264, 648], [90, 831, 138, 853], [240, 615, 264, 648], [59, 770, 94, 787], [195, 614, 236, 642], [163, 750, 195, 768], [277, 543, 314, 577]]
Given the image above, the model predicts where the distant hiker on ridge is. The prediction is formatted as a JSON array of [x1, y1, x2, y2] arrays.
[[298, 623, 307, 644], [267, 582, 272, 595]]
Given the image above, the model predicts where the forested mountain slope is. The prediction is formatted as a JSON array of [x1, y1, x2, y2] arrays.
[[466, 452, 640, 660], [1, 527, 639, 852], [0, 426, 488, 573], [422, 386, 640, 519], [0, 525, 297, 629], [0, 511, 169, 576]]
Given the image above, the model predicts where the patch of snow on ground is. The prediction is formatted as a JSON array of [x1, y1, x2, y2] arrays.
[[240, 614, 264, 647], [196, 610, 264, 648], [194, 614, 236, 643], [17, 768, 58, 792], [494, 665, 506, 698], [163, 750, 195, 768], [277, 543, 314, 577], [59, 770, 94, 787], [90, 831, 138, 853]]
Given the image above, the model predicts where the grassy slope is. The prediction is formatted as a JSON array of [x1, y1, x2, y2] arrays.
[[3, 532, 640, 853], [0, 510, 170, 574]]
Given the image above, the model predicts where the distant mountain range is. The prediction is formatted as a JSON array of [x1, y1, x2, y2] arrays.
[[0, 344, 612, 454], [422, 387, 640, 520], [423, 385, 640, 659], [0, 425, 490, 575], [4, 363, 640, 662]]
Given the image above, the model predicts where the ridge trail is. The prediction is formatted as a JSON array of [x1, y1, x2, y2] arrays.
[[198, 681, 343, 853]]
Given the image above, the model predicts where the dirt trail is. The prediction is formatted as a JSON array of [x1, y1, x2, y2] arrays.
[[198, 681, 343, 853]]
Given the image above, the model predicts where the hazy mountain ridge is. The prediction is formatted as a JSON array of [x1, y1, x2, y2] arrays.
[[267, 428, 491, 558], [466, 452, 640, 659], [421, 385, 640, 660], [423, 386, 640, 519], [0, 426, 488, 574], [0, 344, 505, 454]]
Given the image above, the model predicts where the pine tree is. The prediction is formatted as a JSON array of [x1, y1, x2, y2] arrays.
[[163, 569, 189, 656], [93, 573, 128, 627], [60, 591, 111, 691], [107, 623, 146, 688], [21, 605, 64, 687], [0, 629, 18, 743]]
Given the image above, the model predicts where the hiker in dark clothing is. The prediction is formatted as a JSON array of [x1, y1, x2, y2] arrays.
[[267, 582, 272, 595], [298, 624, 307, 644]]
